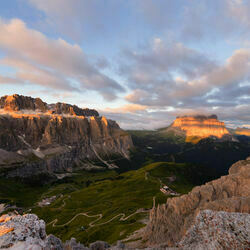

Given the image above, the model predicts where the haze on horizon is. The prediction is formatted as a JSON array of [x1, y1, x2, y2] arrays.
[[0, 0, 250, 129]]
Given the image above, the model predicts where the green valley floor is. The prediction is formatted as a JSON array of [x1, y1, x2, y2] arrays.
[[0, 162, 195, 245]]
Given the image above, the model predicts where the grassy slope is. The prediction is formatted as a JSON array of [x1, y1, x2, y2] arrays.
[[0, 162, 195, 245], [32, 162, 194, 244]]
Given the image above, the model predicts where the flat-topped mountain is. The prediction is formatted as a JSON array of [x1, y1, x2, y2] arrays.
[[163, 114, 231, 143], [235, 127, 250, 137], [0, 94, 133, 180]]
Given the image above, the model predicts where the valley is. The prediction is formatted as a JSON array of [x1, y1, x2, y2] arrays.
[[0, 161, 197, 245], [0, 95, 249, 248], [129, 124, 250, 180], [0, 2, 250, 248]]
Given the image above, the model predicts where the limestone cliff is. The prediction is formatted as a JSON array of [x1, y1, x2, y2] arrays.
[[169, 115, 230, 143], [0, 94, 133, 178], [143, 156, 250, 247]]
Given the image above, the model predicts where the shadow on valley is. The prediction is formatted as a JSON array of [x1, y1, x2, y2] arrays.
[[127, 129, 250, 184], [0, 129, 249, 245]]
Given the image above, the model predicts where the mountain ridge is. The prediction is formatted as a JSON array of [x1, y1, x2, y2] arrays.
[[141, 156, 250, 248], [0, 94, 99, 117], [0, 94, 133, 180]]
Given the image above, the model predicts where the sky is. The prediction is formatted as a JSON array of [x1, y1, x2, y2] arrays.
[[0, 0, 250, 129]]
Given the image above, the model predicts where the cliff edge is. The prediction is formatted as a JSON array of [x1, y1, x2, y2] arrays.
[[143, 156, 250, 247], [0, 94, 133, 179]]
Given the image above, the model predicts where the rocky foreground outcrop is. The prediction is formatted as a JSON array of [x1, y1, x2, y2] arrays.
[[178, 210, 250, 249], [0, 158, 249, 249], [0, 94, 133, 179], [0, 213, 125, 249], [166, 115, 231, 143], [143, 156, 250, 247]]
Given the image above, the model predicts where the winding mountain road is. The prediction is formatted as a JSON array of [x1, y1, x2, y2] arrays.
[[47, 194, 152, 229]]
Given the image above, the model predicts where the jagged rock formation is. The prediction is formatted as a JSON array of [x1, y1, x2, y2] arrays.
[[0, 94, 47, 112], [0, 213, 126, 249], [166, 115, 230, 143], [143, 156, 250, 247], [0, 94, 98, 116], [0, 214, 100, 249], [0, 94, 133, 179], [178, 210, 250, 249], [50, 102, 99, 117], [0, 213, 48, 249]]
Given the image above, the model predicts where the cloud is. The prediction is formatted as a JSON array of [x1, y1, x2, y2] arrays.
[[104, 104, 148, 114], [102, 109, 174, 130], [99, 38, 250, 129], [119, 39, 216, 97], [135, 0, 250, 42], [227, 0, 250, 28], [119, 39, 250, 109], [28, 0, 250, 45], [102, 103, 250, 130], [1, 1, 249, 129], [28, 0, 125, 42], [0, 18, 124, 100], [0, 75, 22, 85]]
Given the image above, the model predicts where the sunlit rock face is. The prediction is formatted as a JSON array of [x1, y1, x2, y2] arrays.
[[0, 94, 133, 178], [235, 127, 250, 137], [171, 115, 229, 143], [0, 94, 98, 116]]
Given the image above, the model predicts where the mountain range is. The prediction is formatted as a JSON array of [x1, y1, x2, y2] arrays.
[[0, 94, 249, 249], [1, 94, 250, 182], [0, 94, 133, 181]]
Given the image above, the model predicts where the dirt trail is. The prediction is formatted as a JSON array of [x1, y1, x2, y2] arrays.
[[46, 170, 157, 229], [47, 196, 153, 229]]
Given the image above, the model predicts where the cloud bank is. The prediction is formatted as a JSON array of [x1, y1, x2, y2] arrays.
[[0, 0, 250, 129], [0, 19, 124, 100]]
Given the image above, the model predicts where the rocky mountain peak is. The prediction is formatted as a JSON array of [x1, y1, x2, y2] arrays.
[[50, 102, 99, 117], [0, 94, 99, 117], [171, 114, 230, 142], [0, 94, 47, 112], [0, 94, 133, 178]]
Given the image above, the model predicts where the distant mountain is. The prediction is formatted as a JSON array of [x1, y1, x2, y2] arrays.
[[235, 127, 250, 137], [160, 115, 234, 144], [128, 115, 250, 179], [0, 94, 133, 181]]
